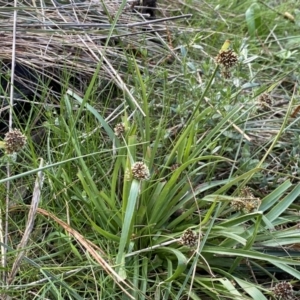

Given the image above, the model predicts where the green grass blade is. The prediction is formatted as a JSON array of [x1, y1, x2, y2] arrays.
[[265, 184, 300, 222], [158, 247, 187, 282], [116, 179, 140, 278], [233, 276, 267, 300], [67, 89, 115, 142], [259, 180, 292, 212]]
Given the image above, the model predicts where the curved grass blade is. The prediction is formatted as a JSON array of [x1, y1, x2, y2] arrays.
[[158, 247, 187, 282], [265, 184, 300, 222]]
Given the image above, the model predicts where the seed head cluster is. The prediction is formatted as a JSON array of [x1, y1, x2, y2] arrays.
[[180, 228, 198, 247], [258, 93, 273, 110], [131, 162, 150, 181], [221, 69, 232, 79], [4, 129, 27, 154], [215, 47, 238, 78], [240, 186, 254, 198], [215, 49, 238, 69], [114, 123, 125, 138], [231, 187, 261, 214], [170, 163, 180, 171], [273, 281, 294, 299]]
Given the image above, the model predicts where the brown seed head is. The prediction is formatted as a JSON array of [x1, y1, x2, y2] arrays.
[[180, 228, 198, 247], [114, 123, 125, 138], [131, 162, 150, 181], [215, 49, 238, 69], [4, 129, 27, 154], [221, 69, 232, 79], [231, 188, 261, 214], [273, 281, 294, 299], [240, 186, 254, 199], [170, 163, 180, 171], [258, 93, 273, 110], [242, 198, 261, 214], [231, 199, 245, 212]]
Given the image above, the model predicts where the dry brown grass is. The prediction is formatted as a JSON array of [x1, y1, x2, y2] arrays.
[[0, 0, 190, 96]]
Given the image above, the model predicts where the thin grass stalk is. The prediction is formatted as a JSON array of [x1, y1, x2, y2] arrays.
[[2, 0, 18, 284], [9, 0, 17, 130], [0, 149, 115, 185]]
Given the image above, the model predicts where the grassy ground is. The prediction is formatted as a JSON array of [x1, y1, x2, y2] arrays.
[[1, 0, 300, 299]]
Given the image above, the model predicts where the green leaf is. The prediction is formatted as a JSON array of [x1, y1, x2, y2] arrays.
[[140, 257, 149, 300], [67, 89, 115, 142], [218, 278, 242, 296], [116, 179, 140, 278], [203, 246, 300, 266], [245, 3, 263, 37], [233, 276, 268, 299], [272, 262, 300, 280], [229, 214, 263, 273], [84, 213, 120, 242], [219, 211, 263, 228], [265, 184, 300, 222], [158, 247, 187, 282], [274, 49, 298, 60], [259, 180, 291, 212]]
